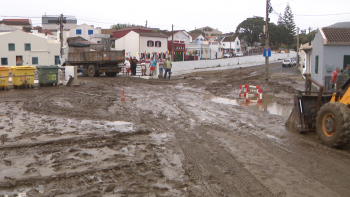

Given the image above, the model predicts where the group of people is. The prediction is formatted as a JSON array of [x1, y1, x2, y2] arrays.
[[123, 56, 172, 79], [330, 64, 350, 92]]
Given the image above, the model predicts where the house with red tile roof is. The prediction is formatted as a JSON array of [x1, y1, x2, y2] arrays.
[[301, 27, 350, 88], [113, 30, 168, 60], [0, 19, 32, 32]]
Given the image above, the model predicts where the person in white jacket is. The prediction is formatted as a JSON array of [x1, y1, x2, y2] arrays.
[[124, 57, 131, 77]]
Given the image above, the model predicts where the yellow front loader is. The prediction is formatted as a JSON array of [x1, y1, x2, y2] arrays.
[[286, 74, 350, 148]]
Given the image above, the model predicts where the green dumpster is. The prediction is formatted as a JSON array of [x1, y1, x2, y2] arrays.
[[36, 65, 59, 87]]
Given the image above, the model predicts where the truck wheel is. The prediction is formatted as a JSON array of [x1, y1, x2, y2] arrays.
[[105, 72, 117, 77], [316, 102, 350, 148], [88, 65, 100, 77]]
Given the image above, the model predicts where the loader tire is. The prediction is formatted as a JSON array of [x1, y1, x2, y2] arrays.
[[316, 102, 350, 148], [88, 65, 100, 77]]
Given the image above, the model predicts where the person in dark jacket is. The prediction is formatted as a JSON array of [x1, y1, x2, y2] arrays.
[[131, 56, 138, 75]]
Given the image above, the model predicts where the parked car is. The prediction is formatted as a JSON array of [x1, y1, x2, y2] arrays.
[[290, 57, 297, 66], [236, 52, 243, 57], [282, 59, 292, 67], [223, 54, 232, 58]]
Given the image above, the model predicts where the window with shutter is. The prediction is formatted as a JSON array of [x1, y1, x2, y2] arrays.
[[8, 43, 15, 51], [25, 43, 31, 51], [1, 58, 8, 65], [32, 57, 38, 65]]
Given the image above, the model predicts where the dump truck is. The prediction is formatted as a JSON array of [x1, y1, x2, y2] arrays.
[[60, 37, 125, 77], [286, 73, 350, 148], [64, 50, 125, 77]]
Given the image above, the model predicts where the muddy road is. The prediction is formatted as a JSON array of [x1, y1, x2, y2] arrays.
[[1, 63, 350, 196]]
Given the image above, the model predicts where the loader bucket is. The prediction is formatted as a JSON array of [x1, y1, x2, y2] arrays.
[[285, 93, 332, 133]]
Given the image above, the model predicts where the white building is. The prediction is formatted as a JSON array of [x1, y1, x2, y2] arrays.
[[209, 41, 224, 59], [0, 31, 60, 67], [42, 15, 77, 36], [66, 24, 108, 44], [114, 31, 168, 59], [162, 30, 192, 44], [222, 36, 241, 55]]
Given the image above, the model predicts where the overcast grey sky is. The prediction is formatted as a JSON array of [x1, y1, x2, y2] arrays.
[[1, 0, 349, 33]]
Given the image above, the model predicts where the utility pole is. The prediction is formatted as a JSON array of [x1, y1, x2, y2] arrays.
[[230, 32, 232, 56], [172, 24, 174, 61], [60, 14, 64, 58], [145, 20, 147, 28], [265, 0, 269, 81], [296, 27, 300, 67]]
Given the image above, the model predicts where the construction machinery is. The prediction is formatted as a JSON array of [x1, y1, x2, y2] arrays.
[[286, 73, 350, 148]]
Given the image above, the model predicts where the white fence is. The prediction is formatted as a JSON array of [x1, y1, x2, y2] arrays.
[[171, 52, 296, 72]]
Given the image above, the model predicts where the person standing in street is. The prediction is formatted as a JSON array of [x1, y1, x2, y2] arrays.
[[149, 57, 156, 76], [124, 57, 131, 77], [131, 56, 138, 75], [164, 57, 172, 79], [141, 60, 146, 76], [158, 59, 164, 78], [330, 67, 340, 92]]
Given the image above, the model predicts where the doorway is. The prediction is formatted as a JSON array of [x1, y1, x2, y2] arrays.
[[16, 56, 23, 66], [55, 56, 60, 65], [343, 55, 350, 69]]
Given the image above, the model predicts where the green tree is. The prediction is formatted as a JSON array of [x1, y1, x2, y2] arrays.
[[235, 17, 265, 47], [282, 4, 296, 48], [110, 23, 137, 30], [268, 22, 288, 47]]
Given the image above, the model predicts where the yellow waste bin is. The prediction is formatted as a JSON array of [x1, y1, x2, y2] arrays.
[[10, 66, 35, 89], [0, 66, 10, 90]]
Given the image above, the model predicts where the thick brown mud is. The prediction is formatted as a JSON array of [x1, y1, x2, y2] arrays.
[[0, 63, 350, 196]]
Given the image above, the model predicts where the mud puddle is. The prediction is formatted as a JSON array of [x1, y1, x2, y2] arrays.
[[205, 94, 292, 117]]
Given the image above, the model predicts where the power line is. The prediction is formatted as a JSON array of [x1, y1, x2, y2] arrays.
[[294, 12, 350, 17]]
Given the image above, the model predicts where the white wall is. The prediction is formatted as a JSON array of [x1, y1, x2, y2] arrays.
[[114, 31, 140, 58], [168, 31, 191, 44], [171, 52, 296, 72], [68, 24, 101, 42], [222, 37, 241, 53], [0, 31, 60, 66], [209, 44, 223, 59], [310, 28, 325, 86], [140, 36, 168, 55]]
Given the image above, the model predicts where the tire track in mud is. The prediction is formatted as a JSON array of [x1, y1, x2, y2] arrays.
[[200, 102, 350, 196], [150, 84, 349, 196], [144, 89, 275, 197], [0, 101, 188, 196], [0, 128, 187, 196]]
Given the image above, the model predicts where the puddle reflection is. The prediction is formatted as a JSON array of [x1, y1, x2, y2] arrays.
[[205, 94, 292, 117]]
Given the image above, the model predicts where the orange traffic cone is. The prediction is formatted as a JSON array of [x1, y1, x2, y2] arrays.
[[121, 89, 126, 101]]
